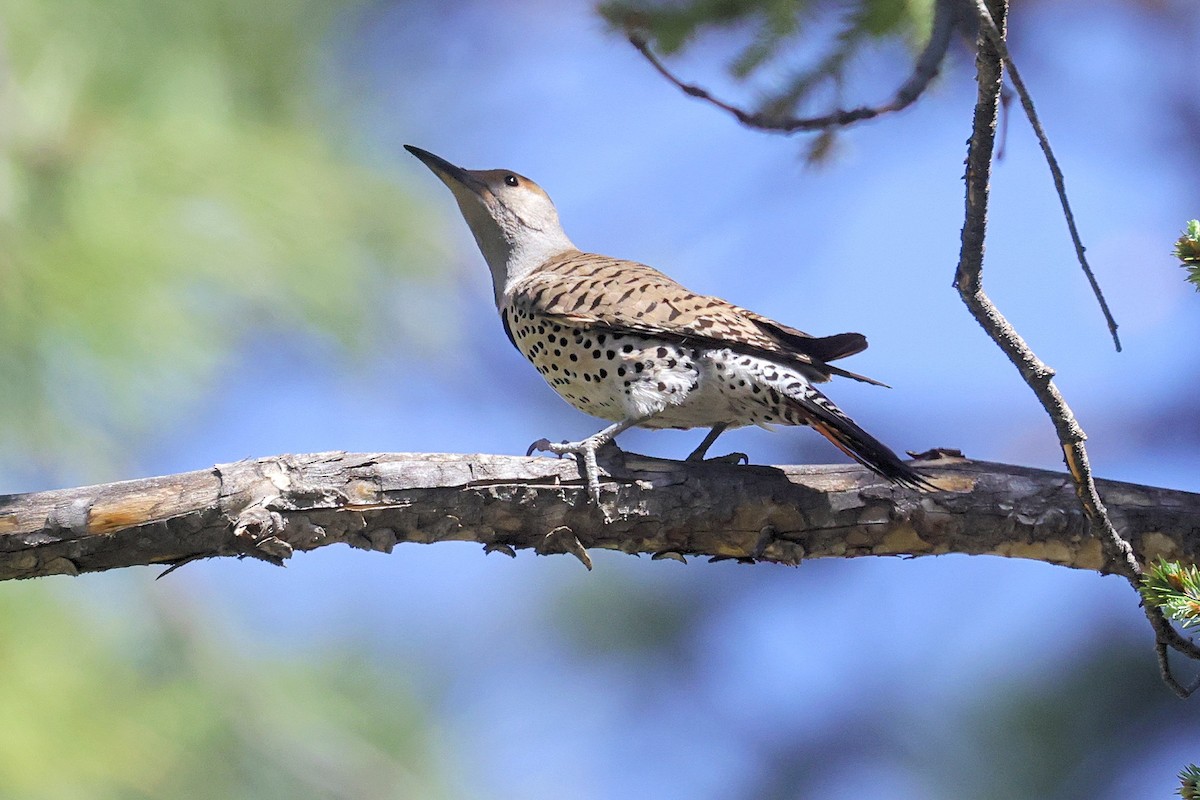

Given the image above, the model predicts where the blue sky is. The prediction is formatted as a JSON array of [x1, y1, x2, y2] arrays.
[[32, 1, 1200, 797]]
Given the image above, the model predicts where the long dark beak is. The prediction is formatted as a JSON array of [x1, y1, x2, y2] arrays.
[[404, 145, 487, 195]]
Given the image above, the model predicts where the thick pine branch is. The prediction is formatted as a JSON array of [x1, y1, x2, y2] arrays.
[[1, 451, 1197, 580]]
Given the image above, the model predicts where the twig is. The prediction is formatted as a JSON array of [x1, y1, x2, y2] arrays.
[[626, 0, 960, 133], [955, 0, 1196, 697], [1151, 617, 1200, 696], [968, 0, 1122, 351]]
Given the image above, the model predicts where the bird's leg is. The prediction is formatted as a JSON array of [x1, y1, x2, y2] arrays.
[[527, 417, 648, 504], [686, 424, 726, 460], [685, 423, 748, 465]]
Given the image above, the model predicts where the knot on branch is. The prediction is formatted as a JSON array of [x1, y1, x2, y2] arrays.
[[539, 525, 593, 570], [230, 504, 292, 566]]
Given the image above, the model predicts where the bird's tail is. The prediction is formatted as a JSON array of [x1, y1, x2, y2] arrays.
[[784, 382, 933, 491]]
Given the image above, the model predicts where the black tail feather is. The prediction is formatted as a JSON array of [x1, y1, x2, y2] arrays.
[[792, 389, 934, 491]]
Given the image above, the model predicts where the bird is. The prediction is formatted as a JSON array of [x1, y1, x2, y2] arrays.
[[405, 145, 930, 502]]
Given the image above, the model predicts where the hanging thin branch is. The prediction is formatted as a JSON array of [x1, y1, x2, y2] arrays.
[[968, 0, 1122, 351], [625, 0, 961, 133], [955, 0, 1197, 696]]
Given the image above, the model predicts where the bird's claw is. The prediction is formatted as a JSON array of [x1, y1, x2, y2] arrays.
[[526, 435, 606, 504], [526, 438, 576, 459]]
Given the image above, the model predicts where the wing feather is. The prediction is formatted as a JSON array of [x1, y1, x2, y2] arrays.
[[508, 250, 884, 385]]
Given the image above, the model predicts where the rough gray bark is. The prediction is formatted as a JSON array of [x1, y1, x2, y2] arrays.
[[1, 450, 1196, 580]]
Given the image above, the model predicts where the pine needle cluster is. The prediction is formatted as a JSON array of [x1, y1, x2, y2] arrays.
[[1141, 558, 1200, 629]]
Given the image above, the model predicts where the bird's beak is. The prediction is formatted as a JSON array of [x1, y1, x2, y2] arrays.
[[404, 145, 489, 198]]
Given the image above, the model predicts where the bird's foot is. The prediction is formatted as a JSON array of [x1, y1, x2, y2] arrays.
[[527, 435, 616, 504], [687, 451, 749, 465], [527, 438, 569, 459]]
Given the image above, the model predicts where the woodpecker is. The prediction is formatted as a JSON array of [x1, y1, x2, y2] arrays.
[[406, 145, 929, 502]]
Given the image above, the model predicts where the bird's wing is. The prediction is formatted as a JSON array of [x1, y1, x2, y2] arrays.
[[508, 250, 885, 385], [740, 311, 867, 362]]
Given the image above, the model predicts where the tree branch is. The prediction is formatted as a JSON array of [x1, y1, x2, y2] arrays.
[[955, 0, 1200, 695], [968, 0, 1122, 351], [1, 451, 1198, 581], [624, 0, 960, 134]]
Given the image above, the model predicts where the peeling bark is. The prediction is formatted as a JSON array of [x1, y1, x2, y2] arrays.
[[0, 450, 1196, 580]]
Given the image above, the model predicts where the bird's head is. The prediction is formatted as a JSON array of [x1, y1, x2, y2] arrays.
[[405, 145, 576, 304]]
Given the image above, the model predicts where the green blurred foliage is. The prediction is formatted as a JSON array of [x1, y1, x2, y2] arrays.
[[0, 0, 430, 473], [600, 0, 938, 122], [957, 640, 1168, 800], [0, 1, 457, 782], [0, 581, 457, 799]]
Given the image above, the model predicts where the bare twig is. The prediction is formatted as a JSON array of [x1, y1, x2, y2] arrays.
[[1152, 618, 1200, 696], [626, 0, 960, 133], [968, 0, 1122, 351], [955, 0, 1197, 696]]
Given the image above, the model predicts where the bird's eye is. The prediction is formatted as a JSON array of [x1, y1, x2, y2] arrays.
[[504, 174, 519, 187]]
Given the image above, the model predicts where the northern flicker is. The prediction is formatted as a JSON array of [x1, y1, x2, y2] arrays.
[[405, 145, 929, 502]]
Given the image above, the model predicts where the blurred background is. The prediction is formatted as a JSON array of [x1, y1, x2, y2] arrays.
[[1, 0, 1198, 797]]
